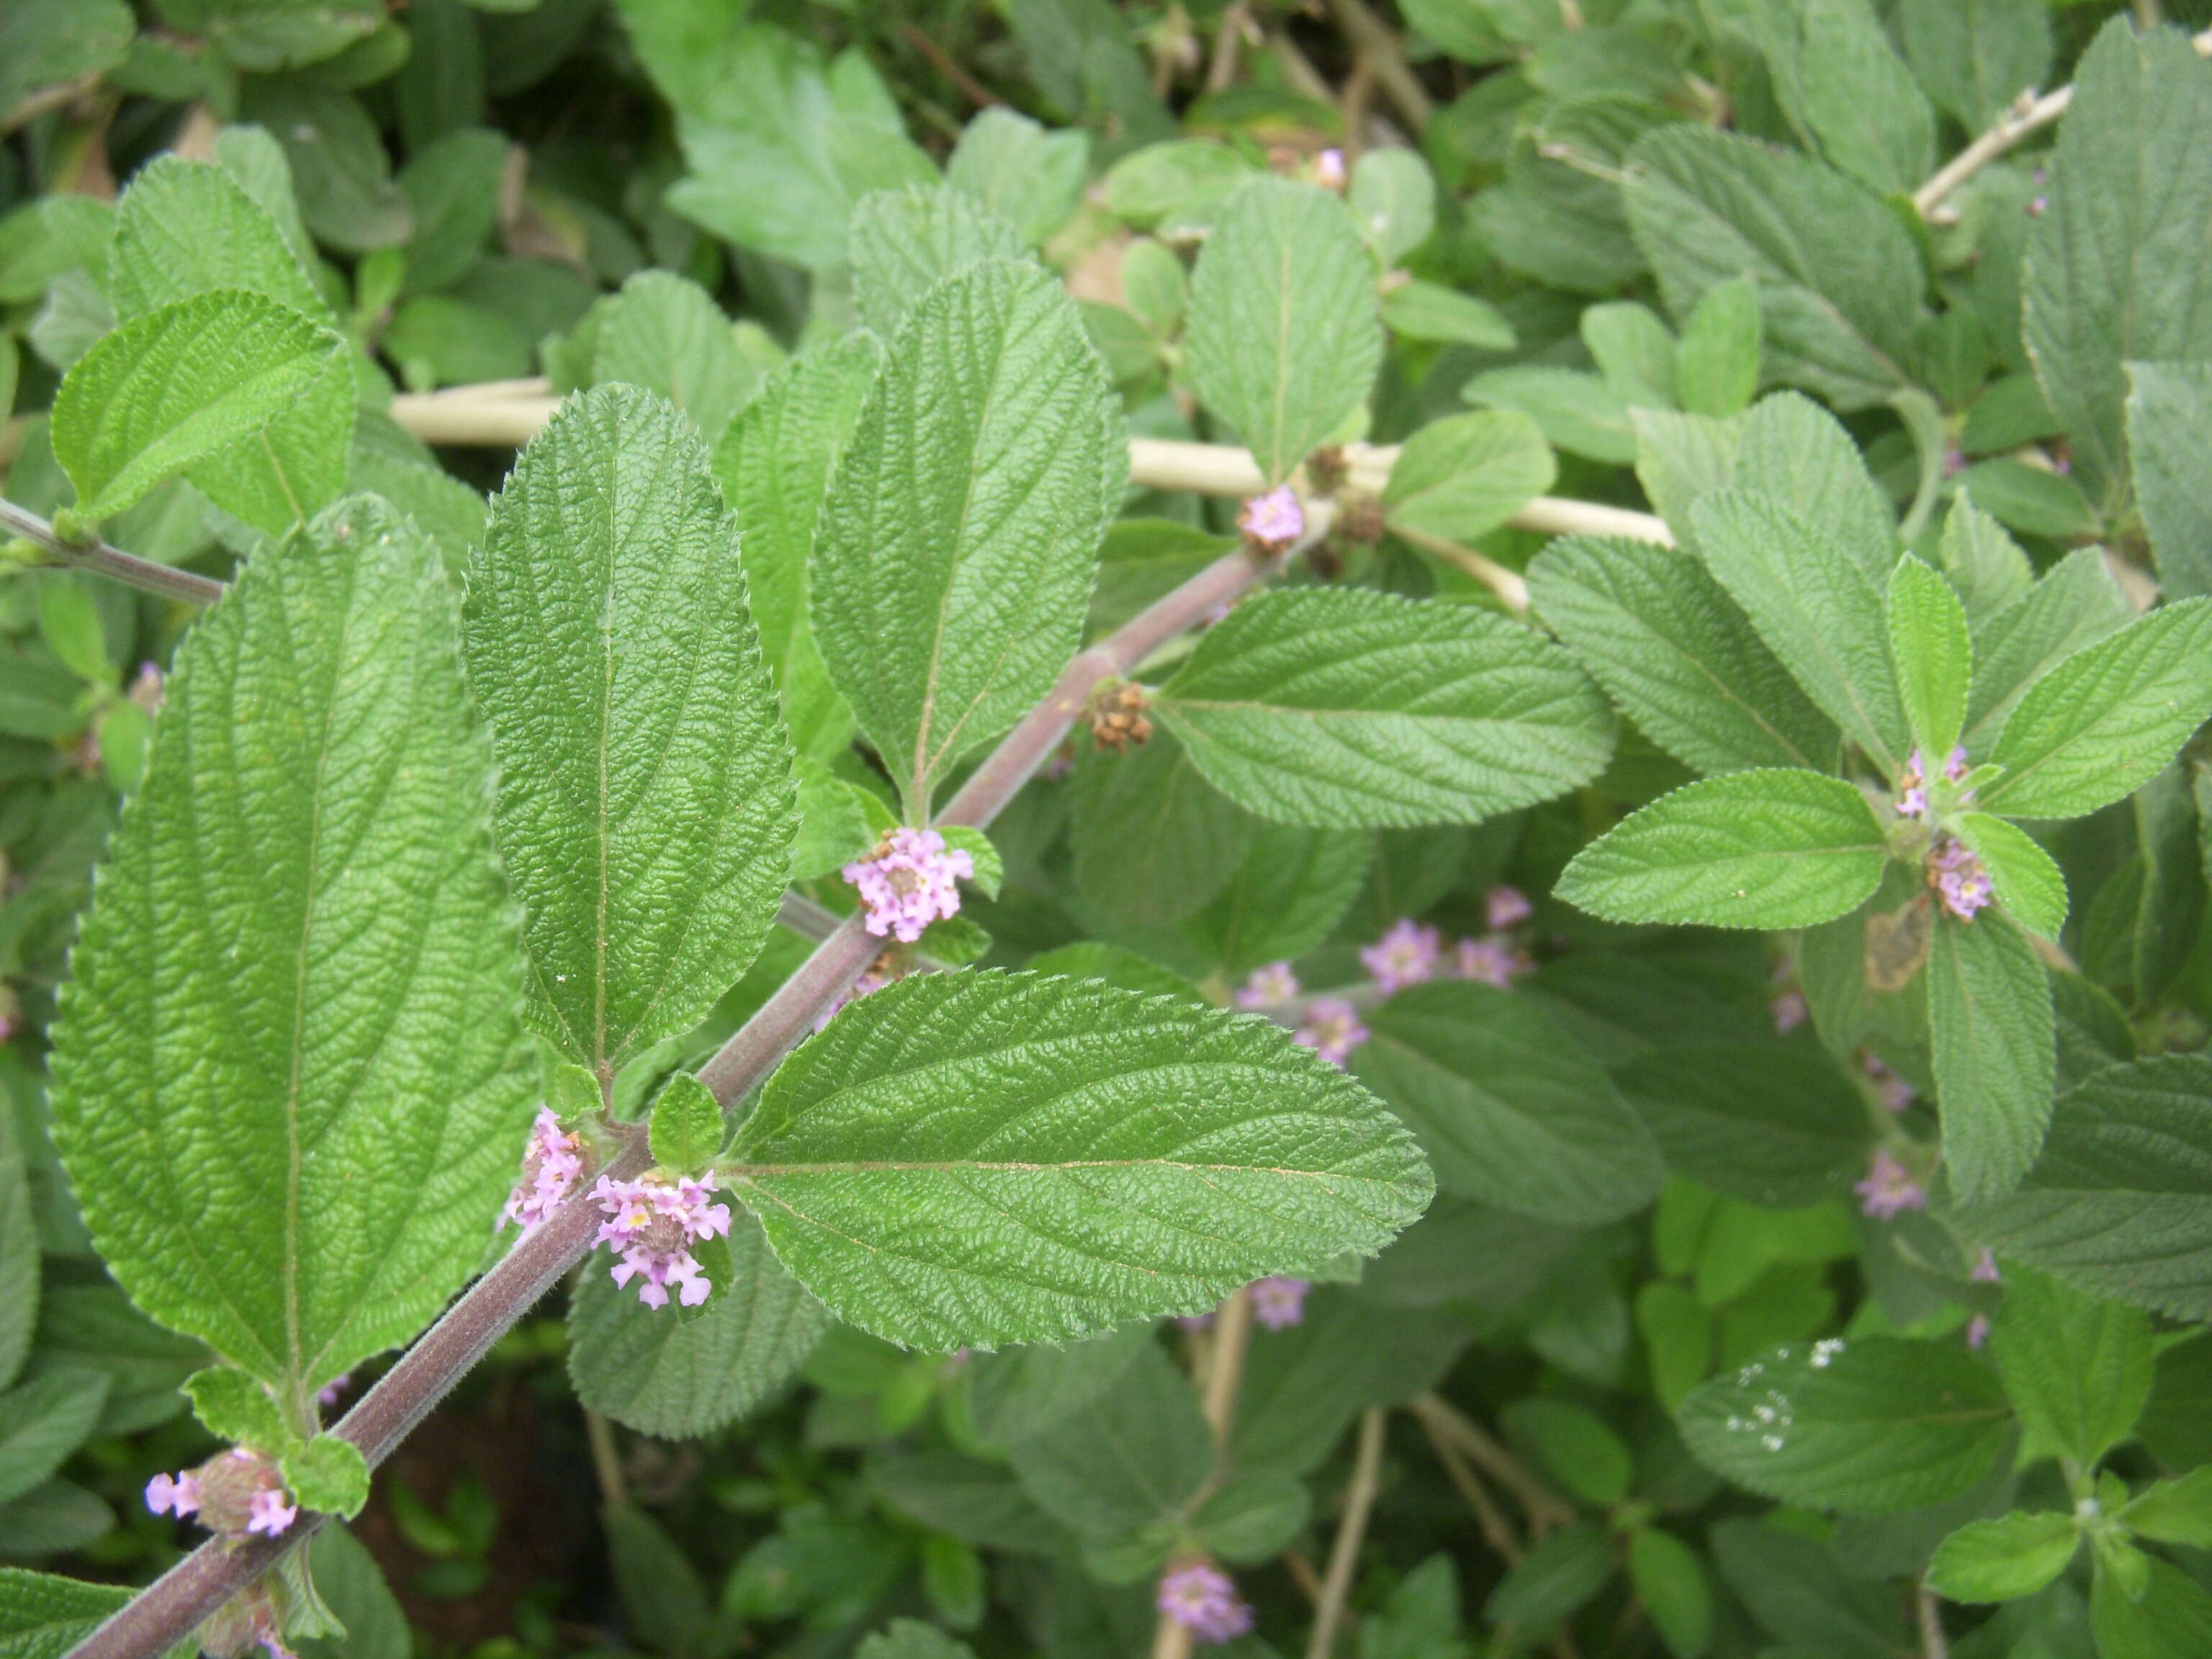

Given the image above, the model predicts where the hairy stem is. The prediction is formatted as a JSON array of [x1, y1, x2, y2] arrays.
[[1305, 1408, 1388, 1659], [68, 492, 1323, 1659], [0, 498, 228, 606]]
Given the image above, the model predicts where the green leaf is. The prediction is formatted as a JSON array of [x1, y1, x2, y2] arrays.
[[1070, 730, 1255, 930], [49, 288, 346, 526], [1937, 499, 2034, 632], [1484, 1523, 1613, 1632], [282, 1436, 370, 1519], [714, 334, 879, 760], [1583, 302, 1678, 414], [601, 1501, 713, 1659], [0, 1107, 35, 1395], [1734, 393, 1900, 583], [1887, 559, 1972, 768], [48, 496, 536, 1401], [1379, 279, 1516, 350], [2122, 1467, 2212, 1548], [1959, 1056, 2212, 1320], [1615, 1043, 1869, 1209], [109, 157, 333, 326], [23, 1289, 202, 1439], [1929, 911, 2056, 1206], [1676, 276, 1760, 420], [1963, 548, 2133, 749], [2126, 361, 2212, 600], [1982, 599, 2212, 822], [1185, 176, 1382, 485], [396, 127, 506, 297], [1004, 1343, 1209, 1537], [591, 271, 758, 441], [568, 1209, 827, 1438], [1925, 1511, 2080, 1604], [1692, 488, 1907, 772], [1506, 1398, 1632, 1506], [1529, 534, 1838, 776], [1955, 814, 2067, 939], [1766, 0, 1935, 194], [2093, 1556, 2212, 1659], [2023, 17, 2212, 515], [238, 82, 410, 253], [730, 969, 1433, 1349], [1153, 588, 1615, 830], [857, 1619, 977, 1659], [1678, 1338, 2010, 1514], [1351, 148, 1436, 268], [1624, 127, 1920, 410], [850, 184, 1029, 339], [1626, 1530, 1712, 1659], [946, 107, 1089, 246], [962, 1323, 1151, 1447], [1462, 366, 1635, 466], [1356, 981, 1663, 1226], [812, 259, 1121, 815], [302, 1526, 408, 1659], [649, 1074, 724, 1174], [182, 1367, 289, 1452], [0, 1374, 108, 1508], [1989, 1265, 2152, 1470], [465, 386, 796, 1081], [1557, 771, 1889, 930], [1380, 411, 1555, 546], [0, 1569, 130, 1659], [1899, 0, 2051, 132], [1179, 822, 1372, 978]]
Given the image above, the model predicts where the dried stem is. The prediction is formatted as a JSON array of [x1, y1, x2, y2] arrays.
[[1411, 1394, 1575, 1535], [1415, 1411, 1521, 1563], [66, 504, 1322, 1659], [1152, 1282, 1262, 1659], [0, 498, 228, 606], [583, 1411, 628, 1509], [1917, 1585, 1950, 1659], [1323, 0, 1433, 131], [1305, 1408, 1388, 1659], [1388, 523, 1532, 613]]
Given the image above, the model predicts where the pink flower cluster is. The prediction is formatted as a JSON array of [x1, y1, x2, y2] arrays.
[[1313, 148, 1347, 190], [844, 827, 972, 945], [1863, 1052, 1915, 1113], [502, 1108, 585, 1234], [1927, 838, 1993, 922], [1250, 1277, 1309, 1330], [1156, 1562, 1254, 1643], [1856, 1148, 1928, 1220], [145, 1449, 296, 1537], [1362, 919, 1442, 992], [1293, 997, 1369, 1066], [1238, 485, 1305, 551], [1364, 893, 1535, 995], [1894, 745, 1971, 820], [590, 1174, 732, 1308], [1234, 961, 1300, 1010]]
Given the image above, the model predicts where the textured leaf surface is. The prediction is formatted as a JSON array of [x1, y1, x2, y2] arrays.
[[1557, 771, 1889, 930], [1957, 1057, 2212, 1320], [464, 386, 796, 1080], [1691, 489, 1907, 772], [1614, 1043, 1869, 1209], [2023, 18, 2212, 512], [0, 1374, 107, 1507], [1155, 588, 1614, 829], [1357, 981, 1664, 1226], [1930, 912, 2056, 1207], [1380, 411, 1555, 545], [50, 289, 345, 524], [1887, 558, 1971, 766], [732, 971, 1433, 1349], [2126, 360, 2212, 600], [1185, 176, 1382, 484], [1989, 1266, 2152, 1469], [813, 259, 1121, 812], [1679, 1339, 2010, 1514], [0, 1109, 34, 1393], [1624, 127, 1920, 410], [1899, 0, 2051, 130], [48, 498, 536, 1398], [593, 271, 757, 441], [946, 108, 1089, 246], [1529, 534, 1838, 775], [109, 158, 331, 325], [1982, 600, 2212, 822], [1924, 1512, 2079, 1604], [1070, 729, 1254, 930], [962, 1323, 1151, 1447], [569, 1210, 827, 1437], [0, 1570, 130, 1659], [850, 184, 1028, 338], [1956, 814, 2067, 939], [1180, 822, 1372, 976], [1004, 1342, 1209, 1537], [1963, 548, 2132, 747]]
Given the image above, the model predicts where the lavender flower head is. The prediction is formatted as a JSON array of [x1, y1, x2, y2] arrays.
[[1863, 1052, 1915, 1113], [502, 1107, 585, 1234], [1856, 1148, 1928, 1220], [1770, 986, 1809, 1033], [1314, 148, 1347, 190], [1928, 837, 1993, 922], [147, 1449, 295, 1538], [1238, 485, 1305, 552], [1250, 1277, 1309, 1330], [844, 827, 973, 944], [1484, 885, 1533, 931], [1235, 961, 1300, 1010], [1453, 936, 1523, 989], [1157, 1562, 1254, 1643], [1966, 1313, 1990, 1349], [1970, 1247, 2002, 1284], [248, 1489, 298, 1537], [591, 1174, 733, 1308], [1293, 997, 1368, 1066], [1362, 919, 1442, 994]]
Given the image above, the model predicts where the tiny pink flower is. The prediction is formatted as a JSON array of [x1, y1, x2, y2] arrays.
[[1970, 1247, 2001, 1284], [502, 1108, 585, 1235], [1157, 1563, 1254, 1643], [246, 1490, 297, 1537], [316, 1373, 351, 1408], [2028, 196, 2047, 216], [1966, 1313, 1990, 1349], [1863, 1052, 1915, 1113], [1453, 936, 1523, 989], [1771, 988, 1809, 1033], [1928, 838, 1994, 922], [844, 827, 972, 945], [1314, 148, 1346, 190], [1856, 1148, 1928, 1220], [1238, 485, 1305, 552], [1895, 749, 1928, 819], [1236, 961, 1300, 1010], [1293, 997, 1368, 1066], [1250, 1277, 1308, 1330], [145, 1472, 201, 1518], [129, 662, 166, 714], [1942, 745, 1972, 785], [1484, 886, 1532, 931], [815, 958, 897, 1032], [591, 1174, 733, 1310], [1362, 919, 1442, 994], [1943, 443, 1966, 478]]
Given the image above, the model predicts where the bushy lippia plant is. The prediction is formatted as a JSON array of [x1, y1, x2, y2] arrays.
[[9, 3, 2212, 1658]]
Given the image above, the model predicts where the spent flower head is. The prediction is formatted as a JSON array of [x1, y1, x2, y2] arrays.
[[591, 1173, 733, 1309], [845, 827, 972, 945]]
